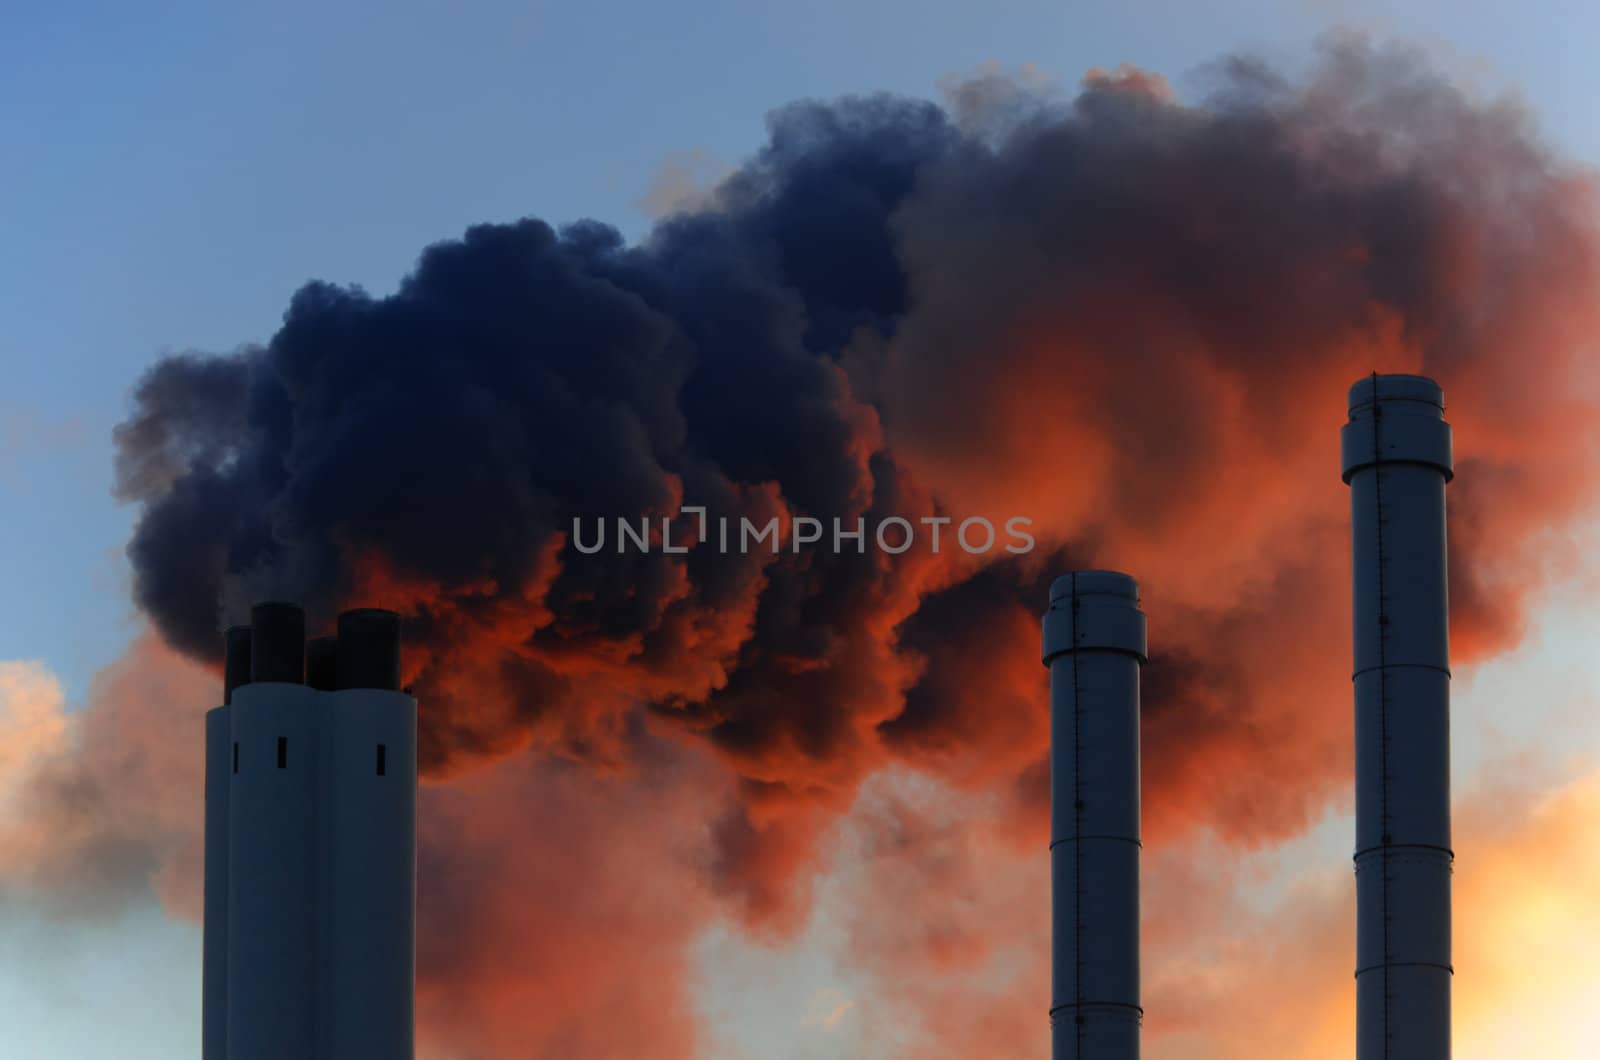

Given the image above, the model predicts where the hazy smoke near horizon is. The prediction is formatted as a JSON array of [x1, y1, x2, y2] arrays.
[[94, 33, 1600, 1056]]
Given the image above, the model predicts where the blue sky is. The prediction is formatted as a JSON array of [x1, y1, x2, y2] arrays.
[[4, 2, 1600, 1056]]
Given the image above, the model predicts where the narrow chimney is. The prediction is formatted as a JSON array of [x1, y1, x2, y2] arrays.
[[249, 602, 306, 684], [223, 624, 252, 704], [336, 608, 402, 691], [306, 636, 338, 692], [1043, 571, 1146, 1060], [1342, 374, 1453, 1059]]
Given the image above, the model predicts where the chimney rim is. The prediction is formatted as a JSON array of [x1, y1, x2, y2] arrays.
[[1049, 570, 1140, 605], [1346, 373, 1444, 414]]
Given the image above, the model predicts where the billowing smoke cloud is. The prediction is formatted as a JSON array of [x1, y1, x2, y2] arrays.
[[414, 742, 734, 1059], [0, 638, 211, 919], [93, 32, 1600, 1055]]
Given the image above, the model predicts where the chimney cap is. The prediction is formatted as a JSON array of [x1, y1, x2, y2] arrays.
[[1347, 373, 1443, 414], [1049, 570, 1139, 605]]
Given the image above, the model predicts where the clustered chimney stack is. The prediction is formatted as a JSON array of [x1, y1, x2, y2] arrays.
[[1342, 374, 1455, 1059], [203, 604, 417, 1060], [1043, 571, 1146, 1060]]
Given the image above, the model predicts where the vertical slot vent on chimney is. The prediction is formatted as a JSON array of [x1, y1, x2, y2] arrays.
[[376, 743, 387, 777], [277, 737, 287, 770]]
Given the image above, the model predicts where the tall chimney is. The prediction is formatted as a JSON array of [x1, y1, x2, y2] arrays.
[[1043, 571, 1146, 1060], [207, 604, 417, 1060], [1342, 374, 1453, 1059]]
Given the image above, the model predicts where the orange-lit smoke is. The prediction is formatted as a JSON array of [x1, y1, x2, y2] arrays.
[[48, 31, 1600, 1058]]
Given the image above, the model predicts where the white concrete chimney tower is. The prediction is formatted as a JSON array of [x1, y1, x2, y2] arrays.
[[203, 604, 417, 1060]]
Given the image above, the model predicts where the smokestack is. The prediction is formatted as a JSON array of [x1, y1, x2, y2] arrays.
[[336, 608, 402, 691], [1342, 374, 1453, 1060], [249, 602, 305, 684], [1043, 571, 1146, 1060], [206, 604, 417, 1060], [306, 636, 338, 692]]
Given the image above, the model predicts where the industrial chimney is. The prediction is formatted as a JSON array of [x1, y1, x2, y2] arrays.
[[203, 604, 417, 1060], [1042, 571, 1146, 1060], [1341, 374, 1454, 1059]]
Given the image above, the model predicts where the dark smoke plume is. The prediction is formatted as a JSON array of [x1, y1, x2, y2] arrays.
[[114, 35, 1600, 932]]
